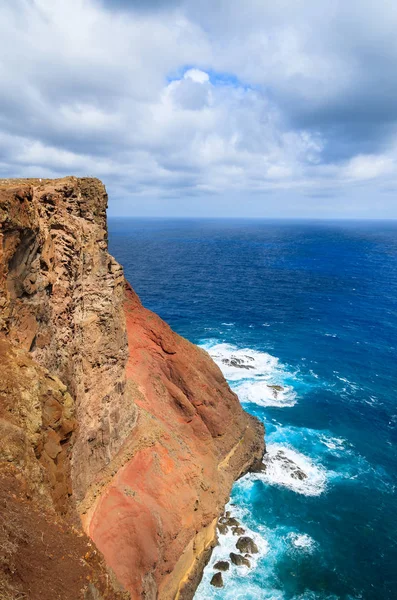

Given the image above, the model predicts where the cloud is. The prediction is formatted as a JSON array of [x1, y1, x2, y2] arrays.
[[344, 154, 395, 181], [0, 0, 396, 216]]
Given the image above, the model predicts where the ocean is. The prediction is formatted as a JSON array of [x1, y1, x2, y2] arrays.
[[108, 218, 397, 600]]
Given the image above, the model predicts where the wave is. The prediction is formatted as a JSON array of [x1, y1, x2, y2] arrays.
[[253, 444, 327, 496], [287, 532, 317, 553], [200, 341, 300, 408], [194, 502, 269, 599], [202, 342, 280, 380], [234, 379, 297, 408]]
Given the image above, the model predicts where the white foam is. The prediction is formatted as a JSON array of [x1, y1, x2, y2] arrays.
[[213, 504, 269, 572], [194, 503, 270, 598], [201, 342, 299, 409], [287, 532, 317, 552], [254, 444, 327, 496], [202, 342, 280, 381], [235, 379, 297, 408], [318, 434, 346, 451]]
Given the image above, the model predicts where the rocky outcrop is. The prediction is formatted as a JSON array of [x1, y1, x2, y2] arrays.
[[0, 177, 265, 599], [0, 177, 131, 503], [0, 337, 76, 514], [0, 337, 127, 600]]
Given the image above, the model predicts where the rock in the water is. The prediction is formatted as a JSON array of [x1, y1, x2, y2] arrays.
[[221, 357, 254, 370], [236, 536, 259, 554], [219, 516, 240, 527], [276, 450, 308, 480], [232, 526, 245, 536], [214, 560, 230, 572], [261, 450, 308, 481], [230, 552, 251, 568], [267, 384, 284, 399], [218, 522, 229, 535], [210, 572, 224, 588]]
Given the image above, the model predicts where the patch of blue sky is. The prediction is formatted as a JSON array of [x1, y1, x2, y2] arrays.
[[166, 65, 258, 91]]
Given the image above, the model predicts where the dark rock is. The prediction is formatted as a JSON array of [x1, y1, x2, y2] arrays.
[[214, 561, 229, 572], [231, 526, 245, 536], [267, 384, 284, 399], [230, 552, 251, 568], [221, 357, 254, 370], [261, 450, 308, 481], [210, 572, 224, 588], [251, 461, 267, 473], [236, 536, 259, 554], [217, 522, 228, 535], [291, 468, 307, 481], [219, 516, 240, 527]]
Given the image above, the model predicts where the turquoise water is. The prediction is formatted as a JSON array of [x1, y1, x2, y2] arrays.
[[109, 219, 397, 600]]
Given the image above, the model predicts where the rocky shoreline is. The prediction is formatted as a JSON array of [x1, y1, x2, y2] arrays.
[[210, 512, 261, 589]]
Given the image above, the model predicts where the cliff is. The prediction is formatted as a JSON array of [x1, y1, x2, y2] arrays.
[[0, 177, 265, 599]]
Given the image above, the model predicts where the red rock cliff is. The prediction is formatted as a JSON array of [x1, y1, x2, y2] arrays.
[[0, 177, 265, 599]]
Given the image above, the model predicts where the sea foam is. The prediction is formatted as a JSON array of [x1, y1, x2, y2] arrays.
[[201, 341, 298, 408], [254, 444, 327, 496]]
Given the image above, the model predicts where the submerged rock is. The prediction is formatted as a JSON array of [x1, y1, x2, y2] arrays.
[[221, 357, 254, 370], [261, 450, 308, 481], [219, 516, 240, 528], [214, 560, 230, 571], [210, 572, 224, 588], [232, 526, 245, 536], [236, 536, 259, 554], [230, 552, 251, 568], [217, 522, 229, 535], [267, 384, 284, 399]]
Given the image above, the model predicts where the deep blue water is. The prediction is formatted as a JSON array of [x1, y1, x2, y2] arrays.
[[108, 218, 397, 600]]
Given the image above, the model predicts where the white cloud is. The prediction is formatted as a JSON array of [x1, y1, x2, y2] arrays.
[[0, 0, 396, 215], [344, 154, 395, 180], [184, 68, 210, 84]]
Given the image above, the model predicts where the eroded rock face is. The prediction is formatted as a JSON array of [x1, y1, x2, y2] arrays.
[[0, 177, 265, 600], [0, 177, 131, 503], [0, 338, 76, 513], [0, 339, 126, 600]]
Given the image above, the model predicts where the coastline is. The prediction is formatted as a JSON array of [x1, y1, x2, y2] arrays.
[[0, 177, 265, 600]]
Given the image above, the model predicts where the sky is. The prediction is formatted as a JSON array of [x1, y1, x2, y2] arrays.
[[1, 0, 397, 217]]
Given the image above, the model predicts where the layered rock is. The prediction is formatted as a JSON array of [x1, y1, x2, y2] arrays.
[[0, 177, 265, 599]]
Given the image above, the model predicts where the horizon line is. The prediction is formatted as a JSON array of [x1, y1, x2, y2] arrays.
[[107, 215, 397, 221]]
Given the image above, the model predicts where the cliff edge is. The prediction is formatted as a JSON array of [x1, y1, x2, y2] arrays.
[[0, 177, 265, 599]]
